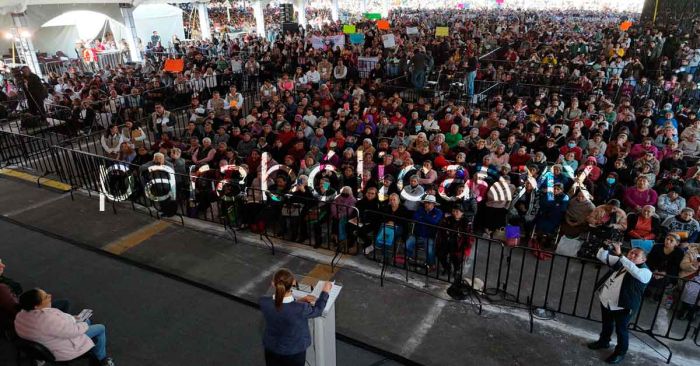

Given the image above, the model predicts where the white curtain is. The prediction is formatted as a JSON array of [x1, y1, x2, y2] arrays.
[[133, 4, 185, 47]]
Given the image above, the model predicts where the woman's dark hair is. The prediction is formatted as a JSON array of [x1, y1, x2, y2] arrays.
[[273, 269, 295, 311], [105, 124, 117, 137], [18, 288, 43, 311]]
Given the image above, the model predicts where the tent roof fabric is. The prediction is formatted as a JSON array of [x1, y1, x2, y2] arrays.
[[133, 4, 183, 19], [42, 10, 120, 27], [0, 0, 197, 15]]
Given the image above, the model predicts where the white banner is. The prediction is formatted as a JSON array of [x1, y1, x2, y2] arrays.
[[311, 36, 325, 49], [358, 56, 379, 75], [311, 35, 345, 50], [382, 34, 396, 48]]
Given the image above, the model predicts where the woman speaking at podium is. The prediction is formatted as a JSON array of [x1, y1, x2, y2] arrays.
[[260, 269, 333, 366]]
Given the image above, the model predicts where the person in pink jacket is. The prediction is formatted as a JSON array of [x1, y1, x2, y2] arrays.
[[14, 288, 115, 366], [629, 138, 660, 160], [623, 176, 658, 212]]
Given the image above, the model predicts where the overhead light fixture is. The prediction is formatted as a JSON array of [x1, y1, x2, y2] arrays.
[[3, 32, 13, 40], [20, 30, 31, 38]]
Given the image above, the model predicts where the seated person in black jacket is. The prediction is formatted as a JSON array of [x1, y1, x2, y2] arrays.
[[347, 187, 381, 251], [377, 193, 411, 245]]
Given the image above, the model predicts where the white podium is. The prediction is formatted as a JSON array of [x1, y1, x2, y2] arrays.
[[293, 280, 342, 366]]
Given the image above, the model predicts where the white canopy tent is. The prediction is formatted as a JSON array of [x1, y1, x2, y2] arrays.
[[0, 0, 191, 63], [39, 10, 126, 56], [133, 4, 185, 47], [0, 0, 197, 15], [27, 4, 185, 55]]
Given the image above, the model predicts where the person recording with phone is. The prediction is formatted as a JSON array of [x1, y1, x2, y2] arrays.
[[587, 243, 651, 364], [260, 269, 333, 366]]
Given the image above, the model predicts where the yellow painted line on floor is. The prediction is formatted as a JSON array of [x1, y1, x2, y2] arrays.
[[102, 221, 171, 255], [0, 168, 71, 192], [300, 263, 337, 287]]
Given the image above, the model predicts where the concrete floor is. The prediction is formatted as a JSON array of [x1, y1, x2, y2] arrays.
[[0, 219, 403, 366], [0, 176, 698, 366]]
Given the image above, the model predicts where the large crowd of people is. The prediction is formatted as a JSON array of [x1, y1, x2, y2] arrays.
[[9, 7, 700, 278], [2, 5, 700, 364]]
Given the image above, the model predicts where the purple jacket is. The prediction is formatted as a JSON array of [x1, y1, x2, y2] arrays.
[[629, 143, 660, 160], [624, 187, 658, 210], [331, 194, 357, 219]]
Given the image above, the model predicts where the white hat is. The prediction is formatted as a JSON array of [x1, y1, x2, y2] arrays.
[[422, 195, 438, 204]]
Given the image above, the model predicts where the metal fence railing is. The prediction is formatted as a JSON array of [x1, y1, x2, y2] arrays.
[[361, 209, 699, 363], [43, 146, 362, 256]]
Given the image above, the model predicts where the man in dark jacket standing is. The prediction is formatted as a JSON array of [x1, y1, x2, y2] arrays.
[[20, 66, 47, 116], [410, 47, 430, 89], [588, 244, 652, 364]]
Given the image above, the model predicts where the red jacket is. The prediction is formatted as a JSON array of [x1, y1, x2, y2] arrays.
[[559, 145, 583, 161]]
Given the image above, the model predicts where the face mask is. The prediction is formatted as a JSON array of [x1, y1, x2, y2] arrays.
[[568, 142, 576, 148], [606, 178, 616, 184], [322, 182, 330, 190]]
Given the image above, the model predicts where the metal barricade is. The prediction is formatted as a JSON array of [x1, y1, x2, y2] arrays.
[[39, 60, 70, 76], [361, 209, 700, 364], [96, 50, 126, 69], [0, 131, 59, 180]]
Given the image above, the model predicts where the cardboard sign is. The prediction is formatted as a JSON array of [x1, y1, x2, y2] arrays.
[[311, 36, 325, 49], [381, 34, 396, 48], [343, 24, 356, 34], [311, 35, 345, 50], [376, 20, 390, 30], [406, 27, 419, 35], [327, 35, 345, 49], [619, 21, 633, 31], [350, 33, 365, 45], [82, 48, 96, 63], [358, 56, 379, 74], [365, 13, 382, 20], [163, 58, 184, 73], [435, 27, 449, 37]]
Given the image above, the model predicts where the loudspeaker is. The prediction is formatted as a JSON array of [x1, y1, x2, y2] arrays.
[[280, 3, 293, 23], [282, 22, 299, 34], [20, 113, 42, 129]]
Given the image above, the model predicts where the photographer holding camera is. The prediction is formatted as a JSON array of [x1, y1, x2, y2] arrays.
[[587, 242, 652, 364]]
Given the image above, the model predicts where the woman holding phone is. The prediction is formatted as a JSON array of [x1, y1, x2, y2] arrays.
[[260, 269, 332, 366]]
